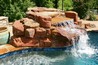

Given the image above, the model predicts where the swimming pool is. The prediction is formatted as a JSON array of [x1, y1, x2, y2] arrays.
[[0, 32, 98, 65]]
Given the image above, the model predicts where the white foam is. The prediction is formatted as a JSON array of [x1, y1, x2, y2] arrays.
[[1, 53, 66, 65], [71, 34, 96, 57]]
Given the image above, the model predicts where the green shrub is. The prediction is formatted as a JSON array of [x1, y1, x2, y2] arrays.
[[89, 15, 96, 21], [0, 0, 35, 22], [88, 11, 96, 21], [58, 0, 73, 11], [73, 0, 96, 19], [33, 0, 54, 8]]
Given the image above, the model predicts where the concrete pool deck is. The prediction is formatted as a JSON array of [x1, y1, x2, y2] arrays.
[[81, 20, 98, 31], [0, 44, 27, 55]]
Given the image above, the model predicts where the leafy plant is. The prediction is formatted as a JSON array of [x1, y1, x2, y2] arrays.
[[88, 11, 96, 21], [73, 0, 96, 19], [33, 0, 54, 8], [0, 0, 35, 22], [58, 0, 73, 11]]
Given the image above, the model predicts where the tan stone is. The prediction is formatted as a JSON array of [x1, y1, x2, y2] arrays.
[[24, 22, 40, 28], [25, 28, 35, 38], [35, 27, 46, 38], [26, 11, 52, 28], [27, 7, 60, 12], [39, 38, 52, 47], [10, 36, 39, 47], [13, 20, 24, 36], [65, 11, 79, 22], [37, 15, 51, 28]]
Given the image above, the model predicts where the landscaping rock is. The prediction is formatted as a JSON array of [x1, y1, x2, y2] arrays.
[[65, 11, 79, 22], [13, 20, 24, 36], [25, 28, 35, 38], [39, 38, 52, 47], [10, 36, 39, 47], [27, 7, 60, 12], [26, 11, 52, 28], [35, 27, 46, 38], [37, 15, 51, 28]]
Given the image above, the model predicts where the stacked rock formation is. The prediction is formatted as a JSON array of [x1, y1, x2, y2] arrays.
[[11, 7, 78, 47], [26, 7, 61, 28]]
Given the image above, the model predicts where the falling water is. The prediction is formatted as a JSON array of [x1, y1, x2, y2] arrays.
[[56, 19, 96, 56], [71, 32, 96, 57]]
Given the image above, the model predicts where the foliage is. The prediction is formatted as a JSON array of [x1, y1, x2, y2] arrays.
[[58, 0, 73, 11], [33, 0, 54, 8], [94, 0, 98, 9], [0, 0, 35, 22], [89, 15, 96, 21], [0, 0, 98, 21], [53, 0, 59, 8], [88, 11, 96, 21], [73, 0, 96, 19]]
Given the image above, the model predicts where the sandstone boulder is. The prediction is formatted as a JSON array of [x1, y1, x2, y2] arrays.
[[27, 7, 60, 12], [26, 11, 52, 28], [37, 15, 51, 28], [35, 27, 46, 38], [13, 20, 24, 36], [10, 36, 39, 47], [25, 28, 35, 38], [39, 38, 52, 47], [65, 11, 79, 22], [20, 18, 39, 28]]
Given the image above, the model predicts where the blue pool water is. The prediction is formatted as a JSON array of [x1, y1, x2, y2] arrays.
[[0, 32, 98, 65]]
